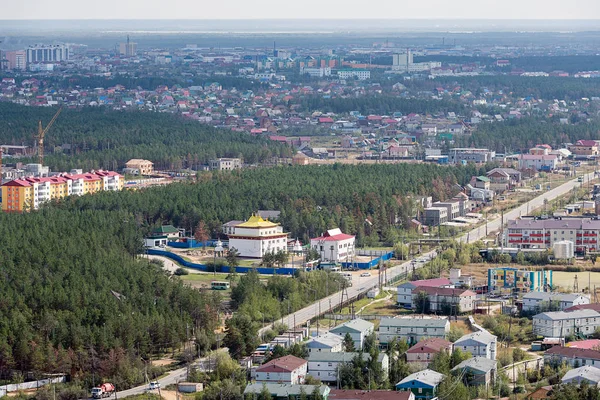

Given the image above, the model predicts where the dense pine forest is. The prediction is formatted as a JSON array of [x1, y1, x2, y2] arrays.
[[459, 118, 600, 153], [56, 163, 485, 244], [0, 103, 291, 172], [0, 208, 221, 388]]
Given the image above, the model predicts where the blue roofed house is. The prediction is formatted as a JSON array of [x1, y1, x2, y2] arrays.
[[395, 369, 445, 400], [329, 318, 374, 350]]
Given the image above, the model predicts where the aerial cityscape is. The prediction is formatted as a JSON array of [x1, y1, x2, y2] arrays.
[[3, 3, 600, 400]]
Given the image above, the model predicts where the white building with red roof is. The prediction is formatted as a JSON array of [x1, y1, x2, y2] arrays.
[[310, 228, 355, 263], [254, 355, 307, 384]]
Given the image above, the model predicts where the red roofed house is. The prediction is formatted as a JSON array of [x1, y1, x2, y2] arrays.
[[569, 140, 600, 156], [254, 355, 307, 384], [318, 116, 334, 124], [412, 286, 477, 313], [406, 338, 453, 368], [310, 228, 355, 263]]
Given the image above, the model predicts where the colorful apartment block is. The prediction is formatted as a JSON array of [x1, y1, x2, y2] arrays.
[[487, 267, 553, 294], [1, 170, 123, 212]]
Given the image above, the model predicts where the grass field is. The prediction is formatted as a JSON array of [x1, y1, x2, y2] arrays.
[[552, 271, 600, 292]]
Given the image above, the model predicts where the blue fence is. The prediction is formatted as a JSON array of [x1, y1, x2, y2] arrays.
[[167, 239, 225, 248], [148, 249, 395, 275], [341, 251, 394, 269]]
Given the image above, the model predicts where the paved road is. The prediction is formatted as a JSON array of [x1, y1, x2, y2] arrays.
[[458, 172, 596, 244], [258, 252, 437, 336]]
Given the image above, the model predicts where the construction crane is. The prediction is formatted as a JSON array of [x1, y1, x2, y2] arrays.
[[35, 107, 62, 165]]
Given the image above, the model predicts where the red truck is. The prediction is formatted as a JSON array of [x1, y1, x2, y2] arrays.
[[91, 383, 115, 399]]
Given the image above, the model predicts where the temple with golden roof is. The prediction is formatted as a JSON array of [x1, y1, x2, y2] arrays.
[[227, 214, 289, 258]]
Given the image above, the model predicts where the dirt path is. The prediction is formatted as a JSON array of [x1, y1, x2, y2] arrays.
[[357, 292, 392, 314]]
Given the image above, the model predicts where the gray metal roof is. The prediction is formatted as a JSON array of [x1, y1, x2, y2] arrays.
[[380, 317, 449, 329], [524, 292, 588, 302], [307, 351, 387, 364], [451, 357, 497, 374], [454, 330, 497, 345], [306, 333, 344, 348], [330, 318, 374, 334], [397, 369, 445, 387], [561, 366, 600, 384], [534, 309, 600, 321]]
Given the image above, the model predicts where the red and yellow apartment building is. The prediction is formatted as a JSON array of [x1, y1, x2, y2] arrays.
[[2, 170, 123, 212]]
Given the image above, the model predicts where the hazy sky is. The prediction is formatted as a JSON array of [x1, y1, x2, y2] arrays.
[[4, 0, 600, 20]]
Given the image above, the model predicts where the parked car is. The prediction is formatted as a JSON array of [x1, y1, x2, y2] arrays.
[[360, 272, 371, 277], [149, 382, 161, 390]]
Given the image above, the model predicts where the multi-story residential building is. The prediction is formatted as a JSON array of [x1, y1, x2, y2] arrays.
[[397, 278, 453, 309], [307, 352, 388, 383], [5, 50, 26, 70], [300, 67, 331, 77], [26, 44, 69, 63], [506, 216, 600, 253], [227, 214, 288, 258], [533, 309, 600, 338], [431, 200, 461, 221], [1, 171, 123, 212], [209, 158, 242, 171], [454, 331, 497, 360], [243, 384, 330, 400], [448, 148, 495, 164], [406, 338, 452, 369], [522, 292, 590, 313], [329, 318, 374, 350], [378, 317, 450, 346], [451, 357, 497, 389], [487, 267, 553, 294], [310, 228, 355, 263], [411, 286, 476, 313], [337, 69, 371, 80], [561, 366, 600, 386], [254, 355, 307, 384]]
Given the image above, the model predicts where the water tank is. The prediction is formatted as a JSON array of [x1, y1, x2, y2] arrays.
[[553, 240, 574, 260]]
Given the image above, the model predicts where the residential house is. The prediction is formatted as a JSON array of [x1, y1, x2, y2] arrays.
[[329, 319, 374, 351], [152, 225, 181, 239], [544, 346, 600, 367], [569, 140, 599, 157], [222, 220, 244, 235], [448, 148, 495, 164], [522, 292, 590, 313], [395, 369, 445, 400], [471, 176, 491, 190], [379, 317, 450, 346], [532, 309, 600, 338], [518, 154, 559, 171], [486, 168, 522, 193], [329, 389, 414, 400], [406, 338, 452, 369], [254, 355, 308, 384], [451, 357, 497, 389], [125, 159, 154, 175], [305, 333, 344, 353], [453, 331, 497, 360], [397, 278, 453, 309], [310, 228, 356, 263], [561, 365, 600, 386], [209, 158, 242, 171], [411, 286, 476, 313], [432, 200, 461, 221], [243, 383, 330, 400], [292, 152, 310, 165], [307, 352, 389, 384]]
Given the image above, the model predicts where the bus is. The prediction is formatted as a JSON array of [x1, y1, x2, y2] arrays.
[[211, 281, 230, 290]]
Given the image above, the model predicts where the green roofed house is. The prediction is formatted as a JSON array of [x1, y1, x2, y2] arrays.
[[243, 383, 330, 400], [395, 369, 445, 400], [152, 225, 181, 239]]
